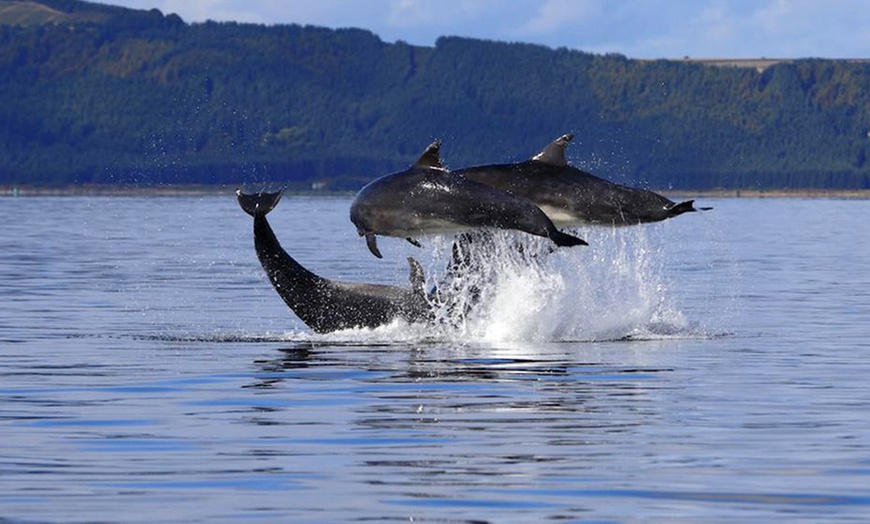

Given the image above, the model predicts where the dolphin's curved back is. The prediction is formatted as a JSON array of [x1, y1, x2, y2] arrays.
[[237, 190, 431, 333], [237, 190, 328, 324]]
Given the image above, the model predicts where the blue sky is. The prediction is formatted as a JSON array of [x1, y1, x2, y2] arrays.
[[106, 0, 870, 59]]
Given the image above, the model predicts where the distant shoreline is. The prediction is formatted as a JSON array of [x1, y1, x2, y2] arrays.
[[3, 185, 870, 199], [663, 189, 870, 199]]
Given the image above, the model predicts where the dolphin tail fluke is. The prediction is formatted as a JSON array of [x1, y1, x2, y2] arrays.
[[237, 188, 285, 217], [667, 199, 713, 217], [548, 229, 588, 248]]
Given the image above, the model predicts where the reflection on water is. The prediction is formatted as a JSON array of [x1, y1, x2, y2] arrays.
[[246, 342, 677, 521], [2, 197, 870, 522], [3, 335, 870, 522]]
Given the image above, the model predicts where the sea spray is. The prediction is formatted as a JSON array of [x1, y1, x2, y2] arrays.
[[165, 223, 700, 345], [415, 226, 687, 343], [190, 224, 689, 346]]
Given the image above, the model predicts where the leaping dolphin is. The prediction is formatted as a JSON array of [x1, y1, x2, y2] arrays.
[[456, 133, 710, 227], [350, 140, 587, 259], [238, 189, 431, 333]]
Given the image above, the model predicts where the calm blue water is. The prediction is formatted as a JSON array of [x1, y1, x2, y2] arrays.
[[1, 195, 869, 522]]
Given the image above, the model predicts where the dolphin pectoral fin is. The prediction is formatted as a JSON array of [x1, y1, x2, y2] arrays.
[[548, 229, 588, 247], [667, 200, 712, 217], [406, 237, 422, 248], [365, 233, 383, 259]]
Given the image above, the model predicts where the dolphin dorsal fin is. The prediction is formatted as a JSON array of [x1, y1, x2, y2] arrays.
[[414, 140, 443, 169], [531, 133, 574, 165], [407, 257, 426, 294]]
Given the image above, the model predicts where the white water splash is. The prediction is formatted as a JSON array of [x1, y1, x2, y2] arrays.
[[414, 226, 688, 343], [215, 226, 693, 346]]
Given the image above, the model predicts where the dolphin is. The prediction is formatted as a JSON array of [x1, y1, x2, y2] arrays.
[[237, 189, 431, 333], [456, 133, 710, 227], [349, 140, 587, 258]]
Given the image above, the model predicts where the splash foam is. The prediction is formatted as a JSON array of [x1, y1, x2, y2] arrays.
[[415, 227, 688, 343], [191, 226, 694, 346]]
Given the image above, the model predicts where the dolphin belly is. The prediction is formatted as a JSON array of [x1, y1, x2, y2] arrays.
[[538, 204, 593, 227], [374, 218, 472, 238]]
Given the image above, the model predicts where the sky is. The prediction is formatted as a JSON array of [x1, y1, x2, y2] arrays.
[[104, 0, 870, 59]]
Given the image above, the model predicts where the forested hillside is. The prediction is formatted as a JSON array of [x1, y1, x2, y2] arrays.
[[2, 0, 869, 189]]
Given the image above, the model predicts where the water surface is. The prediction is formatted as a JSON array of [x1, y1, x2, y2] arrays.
[[1, 195, 869, 522]]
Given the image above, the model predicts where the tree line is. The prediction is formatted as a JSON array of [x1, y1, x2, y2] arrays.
[[1, 0, 869, 190]]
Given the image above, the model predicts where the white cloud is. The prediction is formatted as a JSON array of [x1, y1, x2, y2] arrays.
[[518, 0, 599, 35], [110, 0, 268, 24], [693, 3, 736, 45], [103, 0, 870, 58], [387, 0, 451, 27]]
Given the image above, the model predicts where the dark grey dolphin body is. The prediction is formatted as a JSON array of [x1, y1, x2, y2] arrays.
[[350, 141, 587, 258], [238, 189, 431, 333], [456, 134, 709, 227]]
